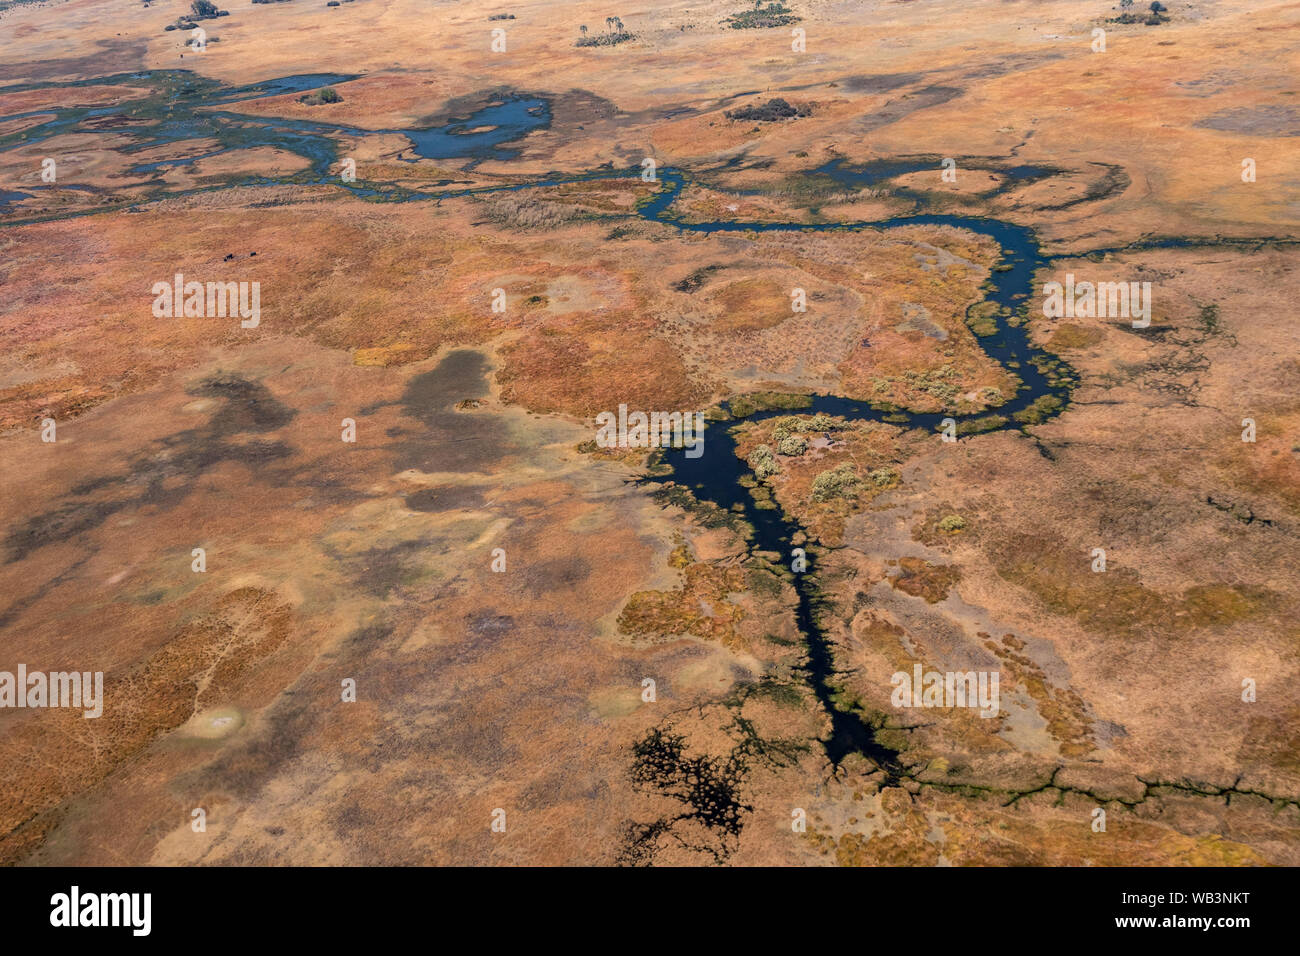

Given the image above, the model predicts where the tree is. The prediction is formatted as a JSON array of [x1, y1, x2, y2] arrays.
[[1150, 1, 1165, 10], [580, 24, 587, 36], [191, 0, 218, 16]]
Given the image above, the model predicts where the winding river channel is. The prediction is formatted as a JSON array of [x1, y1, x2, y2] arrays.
[[640, 168, 1073, 774]]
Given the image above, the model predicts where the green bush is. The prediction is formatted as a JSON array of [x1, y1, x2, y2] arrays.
[[937, 514, 967, 533], [772, 415, 800, 442], [777, 434, 807, 456], [725, 1, 800, 29], [811, 463, 860, 502], [1012, 394, 1063, 425], [299, 86, 343, 106], [869, 467, 899, 488], [748, 444, 778, 478]]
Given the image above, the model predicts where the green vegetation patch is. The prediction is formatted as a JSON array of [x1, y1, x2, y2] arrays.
[[299, 87, 342, 106], [937, 514, 967, 533], [576, 18, 635, 45], [992, 532, 1275, 637], [776, 434, 808, 456], [811, 463, 861, 502], [955, 414, 1008, 436], [891, 557, 962, 604], [965, 301, 1001, 337], [728, 391, 814, 418], [725, 1, 801, 29], [771, 412, 840, 442], [870, 467, 901, 489], [748, 444, 778, 478], [1013, 394, 1063, 426], [1046, 323, 1103, 351], [725, 98, 812, 122]]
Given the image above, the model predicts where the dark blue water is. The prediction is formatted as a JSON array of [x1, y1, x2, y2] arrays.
[[403, 96, 550, 160], [0, 189, 30, 212], [0, 75, 285, 175], [209, 73, 360, 104], [0, 73, 550, 184]]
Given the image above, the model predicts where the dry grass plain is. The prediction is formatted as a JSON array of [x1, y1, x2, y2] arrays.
[[0, 0, 1297, 865]]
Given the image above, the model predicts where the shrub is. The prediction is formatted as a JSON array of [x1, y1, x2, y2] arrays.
[[191, 0, 218, 15], [869, 467, 899, 488], [748, 444, 778, 478], [575, 32, 634, 46], [772, 415, 801, 442], [299, 87, 342, 105], [811, 463, 860, 502], [725, 1, 799, 29], [1198, 303, 1221, 335], [937, 514, 967, 533], [576, 16, 634, 46], [777, 434, 807, 456], [725, 98, 811, 122]]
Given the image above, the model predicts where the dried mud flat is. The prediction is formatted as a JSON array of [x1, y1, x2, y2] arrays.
[[0, 0, 1297, 866]]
